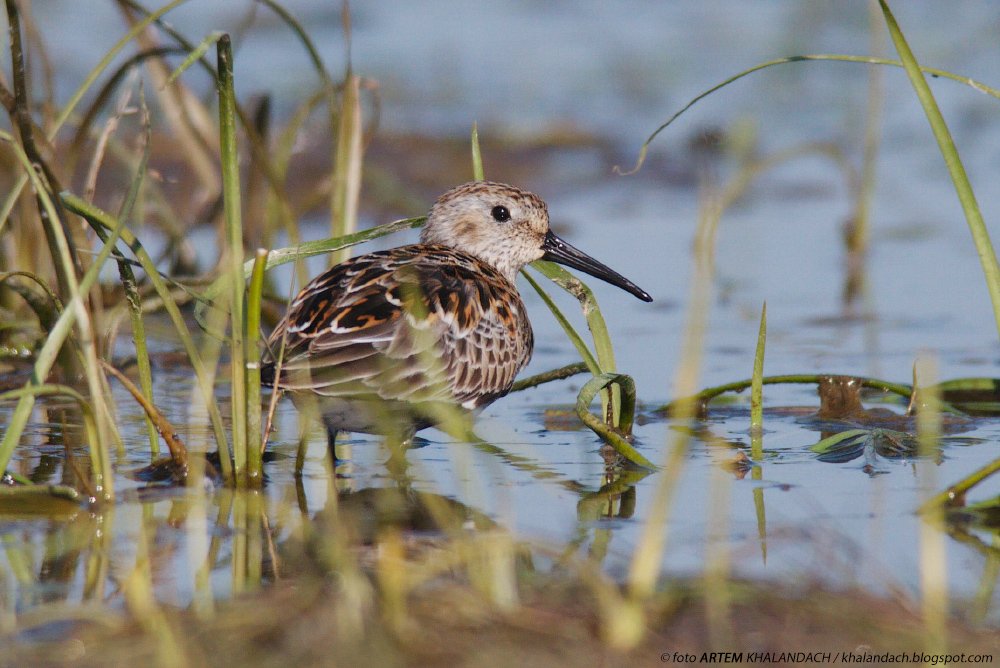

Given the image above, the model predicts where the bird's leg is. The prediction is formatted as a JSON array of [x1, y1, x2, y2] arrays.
[[326, 424, 340, 468]]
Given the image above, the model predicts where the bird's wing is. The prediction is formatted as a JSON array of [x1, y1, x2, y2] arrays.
[[263, 247, 531, 408], [264, 249, 447, 403]]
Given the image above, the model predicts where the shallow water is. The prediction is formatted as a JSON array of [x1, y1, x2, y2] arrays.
[[4, 0, 1000, 628]]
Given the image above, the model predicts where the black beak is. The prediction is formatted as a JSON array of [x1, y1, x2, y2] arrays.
[[541, 230, 652, 302]]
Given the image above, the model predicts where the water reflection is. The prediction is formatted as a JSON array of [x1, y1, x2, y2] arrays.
[[3, 417, 636, 610], [3, 409, 999, 633]]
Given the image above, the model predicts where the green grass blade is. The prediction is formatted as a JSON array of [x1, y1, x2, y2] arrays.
[[530, 260, 621, 424], [575, 373, 653, 469], [471, 123, 484, 181], [245, 249, 269, 486], [750, 302, 766, 435], [620, 54, 1000, 176], [55, 0, 191, 134], [509, 362, 588, 393], [217, 34, 247, 483], [922, 454, 1000, 512], [255, 217, 425, 272], [469, 127, 620, 423], [521, 270, 600, 374], [165, 30, 224, 87], [329, 73, 363, 266], [110, 88, 159, 457], [530, 261, 618, 372], [254, 0, 335, 88], [628, 186, 718, 600], [912, 354, 947, 653], [0, 0, 191, 236], [60, 192, 231, 474], [658, 373, 915, 414], [195, 215, 426, 331], [750, 302, 766, 466], [878, 0, 1000, 340], [0, 133, 117, 498], [809, 429, 871, 454], [846, 1, 887, 264]]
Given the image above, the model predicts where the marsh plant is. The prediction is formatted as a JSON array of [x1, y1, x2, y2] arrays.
[[0, 1, 997, 663]]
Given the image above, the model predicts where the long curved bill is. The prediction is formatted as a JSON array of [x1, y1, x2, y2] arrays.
[[541, 230, 653, 302]]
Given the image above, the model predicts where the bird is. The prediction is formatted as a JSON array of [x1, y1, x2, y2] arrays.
[[260, 180, 652, 463]]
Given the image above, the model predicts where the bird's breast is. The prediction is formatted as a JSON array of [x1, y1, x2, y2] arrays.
[[416, 251, 534, 404]]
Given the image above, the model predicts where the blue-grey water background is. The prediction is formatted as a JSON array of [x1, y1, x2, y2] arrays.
[[5, 1, 1000, 619]]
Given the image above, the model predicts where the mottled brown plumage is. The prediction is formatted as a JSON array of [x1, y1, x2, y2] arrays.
[[261, 181, 651, 454]]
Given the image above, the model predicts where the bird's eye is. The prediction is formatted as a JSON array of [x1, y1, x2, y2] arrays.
[[491, 205, 511, 222]]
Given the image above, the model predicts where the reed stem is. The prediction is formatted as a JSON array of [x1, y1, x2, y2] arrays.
[[246, 249, 269, 486], [217, 35, 247, 484]]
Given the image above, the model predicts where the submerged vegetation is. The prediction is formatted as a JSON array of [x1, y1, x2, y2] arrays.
[[0, 0, 998, 664]]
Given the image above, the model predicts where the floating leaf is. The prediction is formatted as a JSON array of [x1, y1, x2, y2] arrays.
[[0, 484, 81, 517], [809, 428, 918, 464], [936, 377, 1000, 416]]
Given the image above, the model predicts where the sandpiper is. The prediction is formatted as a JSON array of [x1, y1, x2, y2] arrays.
[[261, 181, 651, 460]]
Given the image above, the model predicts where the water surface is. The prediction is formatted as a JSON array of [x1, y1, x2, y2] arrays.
[[4, 0, 999, 627]]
